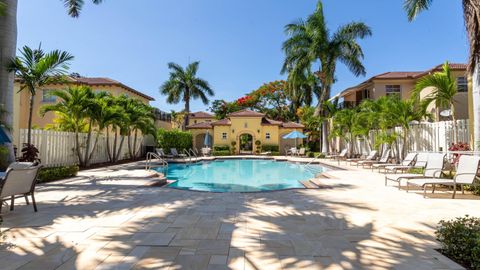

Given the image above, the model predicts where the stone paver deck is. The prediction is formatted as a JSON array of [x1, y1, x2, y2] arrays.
[[1, 158, 479, 269]]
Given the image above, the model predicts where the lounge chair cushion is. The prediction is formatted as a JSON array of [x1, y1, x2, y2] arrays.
[[407, 178, 456, 187]]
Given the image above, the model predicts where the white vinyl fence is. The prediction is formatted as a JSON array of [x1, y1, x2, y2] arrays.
[[340, 120, 471, 157], [18, 129, 145, 167]]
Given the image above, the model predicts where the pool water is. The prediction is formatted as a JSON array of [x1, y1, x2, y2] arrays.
[[156, 159, 327, 192]]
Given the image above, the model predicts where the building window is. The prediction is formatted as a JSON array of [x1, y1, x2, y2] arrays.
[[266, 133, 271, 140], [361, 89, 370, 99], [457, 77, 468, 92], [385, 85, 401, 97], [42, 90, 56, 102], [222, 132, 227, 140]]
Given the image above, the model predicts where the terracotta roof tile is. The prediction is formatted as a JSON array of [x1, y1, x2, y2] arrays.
[[189, 111, 214, 118], [262, 118, 282, 126], [282, 122, 305, 128], [211, 119, 231, 126], [186, 122, 213, 129], [228, 109, 265, 117]]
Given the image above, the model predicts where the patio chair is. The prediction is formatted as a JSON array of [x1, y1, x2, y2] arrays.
[[384, 153, 445, 189], [170, 148, 187, 158], [201, 147, 211, 156], [384, 152, 428, 174], [372, 152, 417, 173], [347, 150, 377, 165], [331, 149, 348, 163], [156, 148, 173, 158], [297, 148, 306, 156], [326, 149, 345, 159], [359, 149, 391, 169], [0, 163, 42, 213], [285, 147, 297, 156], [406, 155, 480, 199]]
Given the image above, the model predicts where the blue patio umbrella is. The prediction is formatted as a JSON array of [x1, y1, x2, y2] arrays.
[[203, 131, 212, 147], [0, 127, 12, 144], [282, 130, 307, 148]]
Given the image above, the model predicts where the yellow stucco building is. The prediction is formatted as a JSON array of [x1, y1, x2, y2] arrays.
[[333, 63, 470, 121], [186, 109, 304, 154], [12, 75, 173, 146]]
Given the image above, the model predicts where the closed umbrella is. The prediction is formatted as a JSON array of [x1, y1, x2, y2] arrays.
[[282, 130, 307, 148], [0, 127, 12, 144], [203, 131, 212, 147]]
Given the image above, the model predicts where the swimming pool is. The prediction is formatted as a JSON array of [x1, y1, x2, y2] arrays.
[[156, 159, 327, 192]]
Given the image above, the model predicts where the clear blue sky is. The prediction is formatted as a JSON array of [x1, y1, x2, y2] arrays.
[[17, 0, 468, 112]]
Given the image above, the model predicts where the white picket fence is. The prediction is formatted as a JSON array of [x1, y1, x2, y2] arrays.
[[340, 120, 471, 156], [18, 129, 144, 167]]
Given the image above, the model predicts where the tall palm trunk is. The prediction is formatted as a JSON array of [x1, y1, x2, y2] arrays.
[[473, 64, 480, 150], [116, 133, 125, 162], [451, 103, 458, 143], [0, 0, 17, 162], [183, 89, 190, 131], [83, 119, 93, 167], [106, 128, 112, 162], [27, 92, 35, 145], [132, 129, 138, 159], [74, 129, 83, 165]]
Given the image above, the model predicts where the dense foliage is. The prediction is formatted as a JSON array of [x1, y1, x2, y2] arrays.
[[157, 129, 192, 151], [212, 150, 231, 156], [18, 143, 40, 163], [261, 144, 279, 152], [436, 216, 480, 269], [213, 145, 230, 151], [38, 165, 79, 183], [41, 86, 156, 166]]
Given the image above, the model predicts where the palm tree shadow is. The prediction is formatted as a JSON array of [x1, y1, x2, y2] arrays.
[[0, 172, 458, 269]]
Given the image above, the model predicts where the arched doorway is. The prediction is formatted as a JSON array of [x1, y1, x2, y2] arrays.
[[239, 133, 253, 154], [194, 133, 206, 151]]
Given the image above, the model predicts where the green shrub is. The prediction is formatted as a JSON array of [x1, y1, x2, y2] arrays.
[[465, 185, 480, 195], [157, 129, 192, 151], [212, 150, 231, 156], [38, 165, 79, 183], [213, 145, 230, 151], [262, 144, 279, 152], [0, 145, 9, 171], [271, 151, 281, 156], [255, 140, 261, 146], [436, 215, 480, 269], [307, 152, 324, 158]]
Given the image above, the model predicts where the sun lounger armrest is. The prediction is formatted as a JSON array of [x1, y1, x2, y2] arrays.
[[424, 168, 443, 178]]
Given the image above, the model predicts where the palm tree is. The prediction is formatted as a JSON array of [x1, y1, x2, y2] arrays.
[[332, 108, 357, 156], [413, 62, 460, 142], [282, 1, 372, 153], [404, 0, 480, 148], [7, 45, 74, 145], [41, 86, 94, 167], [0, 0, 102, 161], [160, 62, 214, 130]]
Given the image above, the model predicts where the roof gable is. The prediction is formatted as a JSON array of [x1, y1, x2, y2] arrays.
[[228, 109, 265, 117]]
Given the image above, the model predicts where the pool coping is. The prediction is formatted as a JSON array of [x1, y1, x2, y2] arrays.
[[160, 156, 345, 193]]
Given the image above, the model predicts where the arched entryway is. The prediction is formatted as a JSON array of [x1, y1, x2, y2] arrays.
[[194, 133, 206, 150], [239, 133, 253, 154]]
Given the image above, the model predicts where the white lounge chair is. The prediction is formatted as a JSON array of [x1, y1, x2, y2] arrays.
[[372, 152, 417, 173], [384, 153, 445, 189], [170, 148, 187, 158], [297, 148, 306, 156], [201, 147, 211, 156], [347, 150, 377, 165], [407, 155, 480, 199], [359, 149, 390, 169], [156, 148, 173, 158], [384, 152, 428, 174], [331, 149, 348, 163], [0, 163, 42, 213]]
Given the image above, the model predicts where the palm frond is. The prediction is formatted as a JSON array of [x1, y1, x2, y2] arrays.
[[404, 0, 432, 21]]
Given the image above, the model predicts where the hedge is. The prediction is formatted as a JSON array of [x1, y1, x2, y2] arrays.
[[212, 150, 231, 156], [213, 145, 230, 151], [38, 165, 79, 183], [262, 144, 279, 152], [436, 216, 480, 269], [157, 129, 193, 151]]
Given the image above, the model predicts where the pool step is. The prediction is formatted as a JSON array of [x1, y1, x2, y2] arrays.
[[299, 180, 319, 189], [309, 178, 323, 187]]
